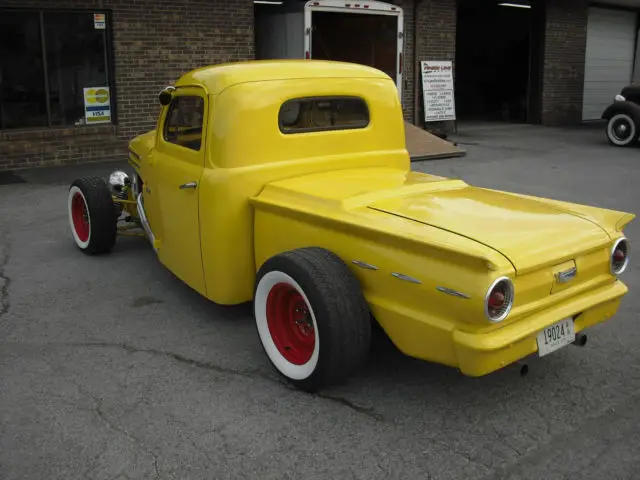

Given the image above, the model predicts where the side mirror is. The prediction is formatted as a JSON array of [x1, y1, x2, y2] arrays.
[[158, 86, 176, 106]]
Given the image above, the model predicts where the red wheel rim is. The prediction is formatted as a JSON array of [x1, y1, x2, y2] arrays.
[[71, 192, 90, 242], [266, 282, 316, 365]]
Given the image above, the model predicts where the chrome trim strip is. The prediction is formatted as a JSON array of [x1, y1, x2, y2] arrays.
[[352, 260, 379, 270], [136, 193, 157, 253], [436, 286, 471, 299], [128, 149, 140, 161], [392, 273, 422, 284], [131, 172, 141, 198]]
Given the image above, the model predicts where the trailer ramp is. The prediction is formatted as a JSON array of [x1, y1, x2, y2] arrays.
[[404, 121, 466, 162]]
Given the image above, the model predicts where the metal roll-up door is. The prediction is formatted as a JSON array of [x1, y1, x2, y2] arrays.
[[582, 7, 638, 121]]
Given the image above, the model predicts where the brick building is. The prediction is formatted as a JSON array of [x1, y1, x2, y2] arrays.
[[0, 0, 638, 171]]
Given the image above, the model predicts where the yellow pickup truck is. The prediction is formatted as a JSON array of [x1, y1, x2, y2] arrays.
[[67, 60, 634, 392]]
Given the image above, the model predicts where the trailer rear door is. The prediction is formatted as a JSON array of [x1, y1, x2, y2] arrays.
[[304, 1, 404, 97]]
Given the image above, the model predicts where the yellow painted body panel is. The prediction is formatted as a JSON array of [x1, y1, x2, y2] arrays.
[[175, 59, 390, 97], [369, 184, 614, 274], [137, 86, 207, 296], [125, 60, 634, 377]]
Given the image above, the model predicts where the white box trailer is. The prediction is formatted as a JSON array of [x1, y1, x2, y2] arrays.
[[255, 0, 405, 99]]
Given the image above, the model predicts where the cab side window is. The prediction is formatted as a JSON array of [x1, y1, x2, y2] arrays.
[[163, 95, 205, 151]]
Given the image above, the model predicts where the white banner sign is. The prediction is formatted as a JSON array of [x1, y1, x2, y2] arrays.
[[421, 60, 456, 122]]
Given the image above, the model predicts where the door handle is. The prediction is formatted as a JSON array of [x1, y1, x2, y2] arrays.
[[179, 182, 197, 190]]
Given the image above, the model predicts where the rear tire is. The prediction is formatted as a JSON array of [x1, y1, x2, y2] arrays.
[[254, 247, 371, 392], [606, 113, 637, 147], [68, 176, 118, 255]]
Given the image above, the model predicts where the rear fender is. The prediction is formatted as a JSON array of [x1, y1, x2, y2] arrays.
[[251, 198, 516, 331], [602, 100, 640, 123]]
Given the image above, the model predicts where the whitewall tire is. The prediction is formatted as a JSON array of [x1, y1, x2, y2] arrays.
[[69, 186, 92, 250], [255, 270, 320, 381], [607, 113, 637, 147], [253, 247, 371, 392], [68, 177, 118, 255]]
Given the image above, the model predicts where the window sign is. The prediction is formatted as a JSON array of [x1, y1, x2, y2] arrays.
[[421, 60, 456, 123], [93, 13, 106, 29], [83, 87, 111, 124]]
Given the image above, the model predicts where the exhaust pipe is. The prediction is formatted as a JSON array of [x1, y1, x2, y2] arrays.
[[573, 333, 587, 347], [516, 334, 586, 378], [517, 361, 529, 377]]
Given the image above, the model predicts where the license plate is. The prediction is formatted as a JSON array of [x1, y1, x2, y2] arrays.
[[537, 318, 575, 357]]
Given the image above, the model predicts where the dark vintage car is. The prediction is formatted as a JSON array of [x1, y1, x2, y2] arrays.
[[602, 84, 640, 147]]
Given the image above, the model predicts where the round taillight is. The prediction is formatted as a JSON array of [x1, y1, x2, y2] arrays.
[[485, 277, 514, 323], [488, 291, 505, 309], [611, 238, 630, 275]]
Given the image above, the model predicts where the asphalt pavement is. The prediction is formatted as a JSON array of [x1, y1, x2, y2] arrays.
[[1, 122, 639, 480]]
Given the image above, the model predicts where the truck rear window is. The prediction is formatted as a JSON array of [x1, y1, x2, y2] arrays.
[[278, 96, 370, 134]]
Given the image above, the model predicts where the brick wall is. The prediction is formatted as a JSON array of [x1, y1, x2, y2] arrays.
[[416, 0, 457, 67], [415, 0, 457, 131], [0, 126, 124, 171], [0, 0, 254, 171], [541, 0, 588, 125], [364, 0, 458, 126], [0, 0, 597, 172]]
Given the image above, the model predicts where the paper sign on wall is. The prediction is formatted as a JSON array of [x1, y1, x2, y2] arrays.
[[94, 13, 106, 29], [83, 87, 111, 124], [421, 60, 456, 123]]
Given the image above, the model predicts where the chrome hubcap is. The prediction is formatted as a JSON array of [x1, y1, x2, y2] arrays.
[[612, 119, 632, 141]]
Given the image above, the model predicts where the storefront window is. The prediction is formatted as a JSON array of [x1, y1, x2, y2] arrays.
[[0, 9, 112, 130], [0, 11, 48, 129]]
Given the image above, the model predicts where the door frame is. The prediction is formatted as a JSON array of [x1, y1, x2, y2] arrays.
[[152, 85, 209, 294]]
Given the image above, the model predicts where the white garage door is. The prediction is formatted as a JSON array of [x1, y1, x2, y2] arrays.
[[582, 7, 638, 120]]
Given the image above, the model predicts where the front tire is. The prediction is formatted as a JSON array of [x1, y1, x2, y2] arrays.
[[606, 113, 637, 147], [68, 177, 118, 255], [254, 247, 371, 392]]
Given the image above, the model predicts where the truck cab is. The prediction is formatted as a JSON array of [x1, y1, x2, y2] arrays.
[[130, 60, 409, 304]]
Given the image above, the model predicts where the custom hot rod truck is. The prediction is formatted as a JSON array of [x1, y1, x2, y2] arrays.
[[67, 60, 634, 392]]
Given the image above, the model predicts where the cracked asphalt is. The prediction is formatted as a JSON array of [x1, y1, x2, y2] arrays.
[[1, 122, 639, 480]]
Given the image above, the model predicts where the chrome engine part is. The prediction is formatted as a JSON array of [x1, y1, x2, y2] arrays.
[[109, 170, 130, 190], [109, 170, 131, 216]]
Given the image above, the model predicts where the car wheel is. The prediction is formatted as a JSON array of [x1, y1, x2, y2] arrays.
[[606, 113, 637, 147], [254, 247, 371, 392], [68, 176, 118, 255]]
